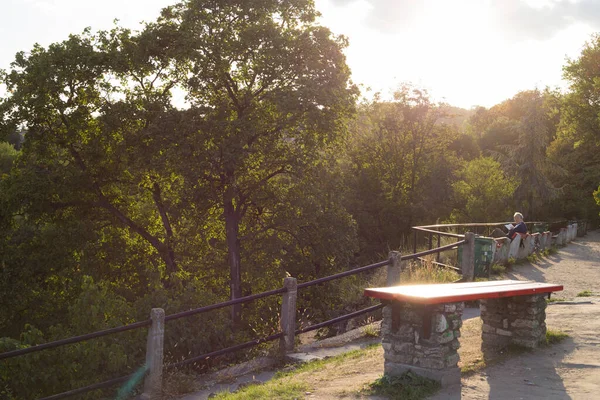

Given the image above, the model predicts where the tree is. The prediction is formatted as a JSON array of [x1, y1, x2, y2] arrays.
[[487, 90, 560, 220], [450, 157, 517, 223], [549, 34, 600, 220], [0, 0, 358, 327], [146, 0, 357, 323], [0, 142, 18, 175], [343, 86, 460, 257], [0, 29, 190, 288]]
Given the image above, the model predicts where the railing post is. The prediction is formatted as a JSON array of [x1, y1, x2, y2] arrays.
[[436, 233, 441, 262], [387, 251, 401, 286], [462, 232, 475, 282], [280, 277, 298, 353], [413, 229, 417, 254], [142, 308, 165, 399]]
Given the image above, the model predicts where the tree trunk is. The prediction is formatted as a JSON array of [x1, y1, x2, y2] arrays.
[[224, 186, 242, 327], [152, 182, 177, 277]]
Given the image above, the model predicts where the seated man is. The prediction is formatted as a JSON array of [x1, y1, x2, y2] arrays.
[[507, 212, 527, 241]]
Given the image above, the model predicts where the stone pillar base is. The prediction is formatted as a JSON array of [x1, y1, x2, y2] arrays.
[[384, 362, 461, 386], [480, 294, 547, 351], [381, 301, 464, 386]]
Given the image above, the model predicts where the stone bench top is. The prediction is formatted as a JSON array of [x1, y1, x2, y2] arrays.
[[364, 280, 563, 304]]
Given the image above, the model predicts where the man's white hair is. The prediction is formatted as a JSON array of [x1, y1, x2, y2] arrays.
[[514, 212, 524, 220]]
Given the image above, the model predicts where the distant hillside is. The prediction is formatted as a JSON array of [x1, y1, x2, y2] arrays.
[[438, 105, 476, 130]]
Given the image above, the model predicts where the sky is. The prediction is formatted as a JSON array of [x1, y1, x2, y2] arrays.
[[1, 0, 599, 108]]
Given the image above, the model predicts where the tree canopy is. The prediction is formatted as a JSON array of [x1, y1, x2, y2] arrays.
[[1, 2, 600, 398]]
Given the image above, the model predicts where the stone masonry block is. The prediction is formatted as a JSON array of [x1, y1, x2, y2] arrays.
[[496, 328, 513, 337], [437, 331, 454, 344], [512, 319, 540, 329], [444, 304, 456, 313], [393, 342, 415, 354], [418, 358, 446, 370], [385, 353, 414, 364], [450, 339, 460, 350], [433, 314, 449, 333], [445, 353, 460, 367]]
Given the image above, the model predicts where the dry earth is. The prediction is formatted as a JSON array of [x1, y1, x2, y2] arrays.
[[295, 230, 600, 399], [180, 231, 600, 400]]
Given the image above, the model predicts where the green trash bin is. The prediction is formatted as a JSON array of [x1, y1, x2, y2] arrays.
[[458, 237, 495, 278]]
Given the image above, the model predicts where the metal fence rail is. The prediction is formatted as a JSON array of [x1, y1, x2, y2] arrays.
[[1, 237, 469, 400], [295, 304, 385, 335], [165, 332, 286, 369], [0, 319, 152, 361]]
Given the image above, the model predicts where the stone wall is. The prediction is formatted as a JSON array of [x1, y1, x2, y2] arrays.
[[480, 294, 547, 350], [492, 222, 579, 265], [381, 302, 464, 385]]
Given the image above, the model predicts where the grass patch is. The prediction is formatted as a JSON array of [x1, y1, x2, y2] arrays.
[[363, 372, 441, 400], [526, 253, 540, 263], [491, 264, 506, 275], [213, 345, 381, 399], [461, 358, 486, 376], [577, 290, 593, 297], [546, 297, 566, 303], [362, 324, 380, 338], [540, 247, 556, 257], [545, 329, 569, 345], [402, 257, 460, 284], [211, 381, 308, 399]]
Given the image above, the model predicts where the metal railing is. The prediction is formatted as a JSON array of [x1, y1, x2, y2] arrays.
[[1, 238, 471, 400]]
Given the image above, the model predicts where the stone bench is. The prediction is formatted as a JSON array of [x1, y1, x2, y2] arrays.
[[364, 280, 563, 385]]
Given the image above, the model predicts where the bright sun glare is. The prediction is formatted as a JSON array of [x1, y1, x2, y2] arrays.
[[317, 0, 593, 108]]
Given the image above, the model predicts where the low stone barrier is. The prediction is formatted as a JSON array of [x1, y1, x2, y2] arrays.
[[492, 223, 579, 266], [493, 237, 511, 265], [517, 234, 534, 259]]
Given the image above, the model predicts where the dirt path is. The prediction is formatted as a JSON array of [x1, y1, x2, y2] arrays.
[[430, 230, 600, 400], [183, 231, 600, 399], [295, 230, 600, 399]]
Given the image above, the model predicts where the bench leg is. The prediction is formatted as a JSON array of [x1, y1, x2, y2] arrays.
[[480, 294, 547, 351], [381, 301, 463, 386]]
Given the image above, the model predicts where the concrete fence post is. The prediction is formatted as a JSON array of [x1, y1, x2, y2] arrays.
[[280, 277, 298, 353], [387, 251, 402, 286], [462, 232, 475, 282], [142, 308, 165, 399]]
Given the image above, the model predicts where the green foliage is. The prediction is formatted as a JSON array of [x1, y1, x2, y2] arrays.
[[546, 297, 566, 303], [1, 4, 600, 399], [213, 381, 308, 399], [576, 290, 592, 297], [365, 372, 441, 400], [401, 259, 460, 284], [491, 90, 561, 220], [547, 34, 600, 221], [362, 324, 380, 338], [595, 186, 600, 216], [545, 329, 569, 345], [0, 142, 18, 175], [450, 157, 517, 222], [491, 264, 506, 275], [343, 85, 462, 259]]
